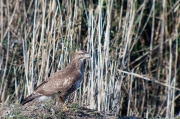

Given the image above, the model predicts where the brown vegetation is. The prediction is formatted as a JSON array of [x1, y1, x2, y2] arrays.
[[0, 0, 179, 118]]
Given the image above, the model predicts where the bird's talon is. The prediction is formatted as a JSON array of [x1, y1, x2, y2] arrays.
[[62, 103, 69, 111]]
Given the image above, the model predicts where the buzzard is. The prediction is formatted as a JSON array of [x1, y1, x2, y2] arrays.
[[21, 50, 90, 109]]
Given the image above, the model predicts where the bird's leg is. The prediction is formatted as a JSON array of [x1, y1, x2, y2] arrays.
[[58, 95, 69, 111]]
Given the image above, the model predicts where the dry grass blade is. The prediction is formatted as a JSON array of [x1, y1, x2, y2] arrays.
[[0, 0, 179, 118]]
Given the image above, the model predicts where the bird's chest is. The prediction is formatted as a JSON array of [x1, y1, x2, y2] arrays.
[[74, 64, 84, 89], [74, 79, 81, 89]]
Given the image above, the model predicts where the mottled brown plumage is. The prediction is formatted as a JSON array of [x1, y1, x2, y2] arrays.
[[21, 50, 90, 105]]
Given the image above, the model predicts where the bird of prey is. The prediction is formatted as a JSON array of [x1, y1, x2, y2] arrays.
[[21, 50, 90, 110]]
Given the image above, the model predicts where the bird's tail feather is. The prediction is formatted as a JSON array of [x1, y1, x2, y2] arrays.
[[21, 93, 41, 105]]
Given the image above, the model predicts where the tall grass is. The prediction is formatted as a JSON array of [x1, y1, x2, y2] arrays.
[[0, 0, 179, 118]]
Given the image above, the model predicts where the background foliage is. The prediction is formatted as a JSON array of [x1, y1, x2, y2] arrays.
[[0, 0, 179, 118]]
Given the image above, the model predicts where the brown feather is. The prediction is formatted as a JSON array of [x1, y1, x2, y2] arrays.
[[21, 50, 89, 105], [21, 93, 42, 105]]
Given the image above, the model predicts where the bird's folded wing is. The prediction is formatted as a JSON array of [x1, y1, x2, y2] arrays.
[[34, 70, 81, 95]]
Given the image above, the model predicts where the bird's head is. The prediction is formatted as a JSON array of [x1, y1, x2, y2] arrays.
[[72, 50, 90, 61]]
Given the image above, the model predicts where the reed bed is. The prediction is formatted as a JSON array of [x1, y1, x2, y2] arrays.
[[0, 0, 179, 118]]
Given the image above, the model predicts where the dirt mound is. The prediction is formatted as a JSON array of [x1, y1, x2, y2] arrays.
[[0, 103, 115, 119]]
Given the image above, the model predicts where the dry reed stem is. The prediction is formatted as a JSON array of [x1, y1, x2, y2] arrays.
[[0, 0, 179, 118]]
